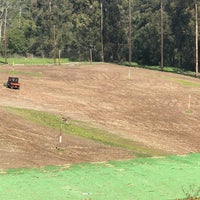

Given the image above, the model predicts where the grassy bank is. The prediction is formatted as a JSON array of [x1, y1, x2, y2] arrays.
[[5, 107, 166, 158], [1, 154, 200, 200]]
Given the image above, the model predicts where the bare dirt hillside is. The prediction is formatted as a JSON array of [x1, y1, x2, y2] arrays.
[[0, 63, 200, 169]]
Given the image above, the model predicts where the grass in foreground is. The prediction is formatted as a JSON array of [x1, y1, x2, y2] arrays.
[[5, 107, 166, 158], [0, 153, 200, 200]]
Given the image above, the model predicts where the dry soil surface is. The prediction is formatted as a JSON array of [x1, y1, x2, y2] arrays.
[[0, 63, 200, 169]]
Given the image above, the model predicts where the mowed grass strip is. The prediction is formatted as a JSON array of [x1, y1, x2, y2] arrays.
[[0, 57, 70, 65], [8, 70, 42, 77], [165, 77, 200, 87], [5, 107, 166, 157]]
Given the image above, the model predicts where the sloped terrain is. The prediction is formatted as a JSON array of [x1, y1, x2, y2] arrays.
[[0, 63, 200, 169], [0, 107, 132, 169]]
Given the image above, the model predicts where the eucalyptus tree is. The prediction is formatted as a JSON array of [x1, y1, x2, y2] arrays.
[[1, 0, 199, 71], [102, 0, 130, 62], [166, 0, 195, 70], [21, 0, 73, 58], [50, 0, 73, 58], [70, 0, 101, 61], [195, 0, 198, 77], [6, 0, 32, 56], [133, 0, 162, 65]]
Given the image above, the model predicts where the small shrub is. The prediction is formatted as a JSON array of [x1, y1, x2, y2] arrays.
[[181, 185, 200, 200]]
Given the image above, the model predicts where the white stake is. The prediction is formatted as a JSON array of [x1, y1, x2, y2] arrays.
[[188, 94, 191, 110], [128, 68, 131, 79], [59, 135, 62, 144], [59, 123, 62, 144]]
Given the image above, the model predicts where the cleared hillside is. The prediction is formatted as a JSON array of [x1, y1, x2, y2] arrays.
[[0, 63, 200, 168]]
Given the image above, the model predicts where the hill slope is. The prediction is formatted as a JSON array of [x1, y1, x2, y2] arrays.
[[0, 63, 200, 168]]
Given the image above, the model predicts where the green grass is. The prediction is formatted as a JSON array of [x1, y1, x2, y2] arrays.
[[172, 79, 200, 87], [123, 61, 140, 67], [144, 65, 178, 72], [142, 66, 198, 77], [0, 57, 70, 65], [142, 65, 197, 76], [5, 107, 166, 157], [123, 62, 197, 78], [163, 77, 200, 87], [140, 66, 200, 88], [7, 69, 43, 77], [0, 153, 200, 200]]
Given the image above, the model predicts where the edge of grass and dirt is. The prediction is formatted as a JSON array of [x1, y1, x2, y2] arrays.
[[2, 108, 199, 200], [1, 62, 200, 199], [5, 107, 167, 158], [0, 57, 198, 78], [0, 57, 70, 65], [0, 153, 200, 200], [123, 61, 198, 78]]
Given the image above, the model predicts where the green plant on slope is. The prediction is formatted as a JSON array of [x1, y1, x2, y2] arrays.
[[179, 185, 200, 200]]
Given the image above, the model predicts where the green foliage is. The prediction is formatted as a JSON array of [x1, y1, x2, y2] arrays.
[[0, 0, 199, 71], [8, 29, 28, 56], [181, 185, 200, 200], [0, 57, 69, 65], [164, 77, 200, 88], [71, 0, 101, 61], [133, 0, 160, 65], [165, 0, 195, 70]]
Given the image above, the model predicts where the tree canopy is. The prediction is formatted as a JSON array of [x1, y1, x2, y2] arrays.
[[0, 0, 199, 71]]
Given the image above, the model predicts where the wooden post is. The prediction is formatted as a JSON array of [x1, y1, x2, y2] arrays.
[[160, 0, 164, 71], [59, 123, 62, 144], [128, 0, 132, 79], [53, 25, 56, 65], [188, 94, 191, 110], [58, 49, 61, 65], [100, 1, 104, 62], [90, 47, 93, 64], [4, 5, 8, 64], [59, 116, 70, 145], [128, 0, 132, 67], [195, 0, 199, 78], [18, 0, 22, 28]]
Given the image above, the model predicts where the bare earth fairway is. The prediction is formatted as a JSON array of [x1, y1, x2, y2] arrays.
[[0, 63, 200, 169]]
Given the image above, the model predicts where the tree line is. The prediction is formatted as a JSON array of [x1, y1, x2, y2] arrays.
[[0, 0, 199, 71]]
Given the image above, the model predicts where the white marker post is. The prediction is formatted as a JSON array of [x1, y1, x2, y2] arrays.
[[128, 68, 131, 79], [59, 123, 62, 144], [188, 94, 191, 110], [58, 116, 70, 145]]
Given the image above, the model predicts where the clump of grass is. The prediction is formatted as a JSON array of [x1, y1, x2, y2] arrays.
[[5, 107, 166, 158], [163, 77, 200, 88], [180, 185, 200, 200], [123, 61, 140, 67], [171, 79, 200, 87], [185, 109, 193, 114]]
